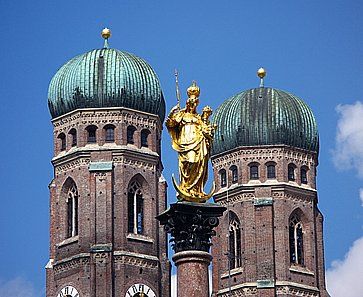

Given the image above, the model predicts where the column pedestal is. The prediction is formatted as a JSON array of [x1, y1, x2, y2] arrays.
[[173, 250, 212, 297]]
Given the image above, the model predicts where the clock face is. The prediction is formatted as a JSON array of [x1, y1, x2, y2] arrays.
[[125, 283, 156, 297], [57, 285, 79, 297]]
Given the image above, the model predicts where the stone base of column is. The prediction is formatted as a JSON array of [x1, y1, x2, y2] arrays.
[[173, 250, 212, 297]]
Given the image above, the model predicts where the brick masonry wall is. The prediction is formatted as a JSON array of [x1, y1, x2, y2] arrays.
[[46, 108, 170, 297], [210, 146, 329, 297]]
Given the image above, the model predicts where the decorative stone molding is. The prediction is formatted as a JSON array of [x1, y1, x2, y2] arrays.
[[114, 251, 159, 269], [212, 146, 317, 170], [52, 107, 161, 131], [94, 172, 107, 182], [276, 285, 319, 296], [272, 189, 316, 204], [54, 158, 91, 175], [53, 253, 90, 275], [113, 156, 156, 170], [217, 283, 257, 296], [276, 282, 319, 296], [215, 193, 255, 205]]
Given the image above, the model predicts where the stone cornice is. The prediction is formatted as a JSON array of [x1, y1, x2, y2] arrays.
[[214, 183, 317, 205], [52, 107, 162, 132], [52, 146, 161, 175], [212, 145, 317, 170]]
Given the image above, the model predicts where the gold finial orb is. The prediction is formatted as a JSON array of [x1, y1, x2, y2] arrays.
[[257, 67, 266, 79], [101, 28, 111, 39]]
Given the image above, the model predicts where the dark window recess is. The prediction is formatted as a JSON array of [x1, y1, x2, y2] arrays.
[[87, 126, 97, 143], [141, 130, 150, 147], [267, 165, 276, 179], [127, 126, 136, 144], [301, 168, 308, 184], [229, 229, 235, 269], [231, 166, 238, 183], [288, 165, 295, 181], [127, 192, 134, 233], [69, 129, 77, 146], [58, 133, 66, 151], [67, 197, 73, 237], [250, 165, 259, 179], [220, 169, 227, 187], [105, 126, 115, 142]]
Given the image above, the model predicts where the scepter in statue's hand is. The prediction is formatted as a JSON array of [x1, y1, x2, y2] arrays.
[[174, 69, 181, 110]]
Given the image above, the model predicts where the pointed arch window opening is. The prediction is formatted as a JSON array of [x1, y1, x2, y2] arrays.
[[230, 166, 238, 184], [289, 214, 304, 265], [67, 184, 78, 238], [229, 216, 242, 269], [128, 180, 144, 235]]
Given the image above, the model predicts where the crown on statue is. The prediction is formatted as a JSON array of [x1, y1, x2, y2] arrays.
[[187, 81, 200, 97]]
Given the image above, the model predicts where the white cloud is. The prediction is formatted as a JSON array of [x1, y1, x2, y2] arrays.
[[171, 268, 212, 297], [0, 277, 37, 297], [326, 236, 363, 297], [332, 101, 363, 177], [360, 188, 363, 207]]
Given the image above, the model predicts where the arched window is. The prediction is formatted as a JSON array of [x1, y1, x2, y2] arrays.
[[230, 165, 238, 184], [228, 212, 242, 269], [289, 212, 304, 265], [128, 180, 143, 234], [67, 184, 78, 238], [127, 126, 137, 144], [301, 167, 308, 184], [267, 164, 276, 179], [104, 124, 115, 142], [249, 163, 259, 180], [58, 133, 66, 151], [141, 129, 151, 147], [219, 169, 227, 187], [86, 125, 97, 143], [69, 128, 77, 147], [288, 164, 296, 181]]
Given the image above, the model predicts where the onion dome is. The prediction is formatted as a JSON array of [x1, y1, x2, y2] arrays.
[[212, 68, 319, 155], [48, 28, 165, 120]]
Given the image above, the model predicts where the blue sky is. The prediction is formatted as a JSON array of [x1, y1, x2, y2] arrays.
[[0, 1, 362, 296]]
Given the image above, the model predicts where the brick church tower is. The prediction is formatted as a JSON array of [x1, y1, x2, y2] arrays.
[[210, 70, 330, 297], [45, 30, 170, 297]]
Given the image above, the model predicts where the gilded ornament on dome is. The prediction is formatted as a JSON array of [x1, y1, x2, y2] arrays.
[[166, 80, 216, 203]]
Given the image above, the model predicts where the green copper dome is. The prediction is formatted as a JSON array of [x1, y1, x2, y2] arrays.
[[212, 87, 319, 155], [48, 48, 165, 120]]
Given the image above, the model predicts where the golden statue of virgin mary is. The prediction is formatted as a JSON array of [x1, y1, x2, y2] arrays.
[[166, 81, 216, 203]]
